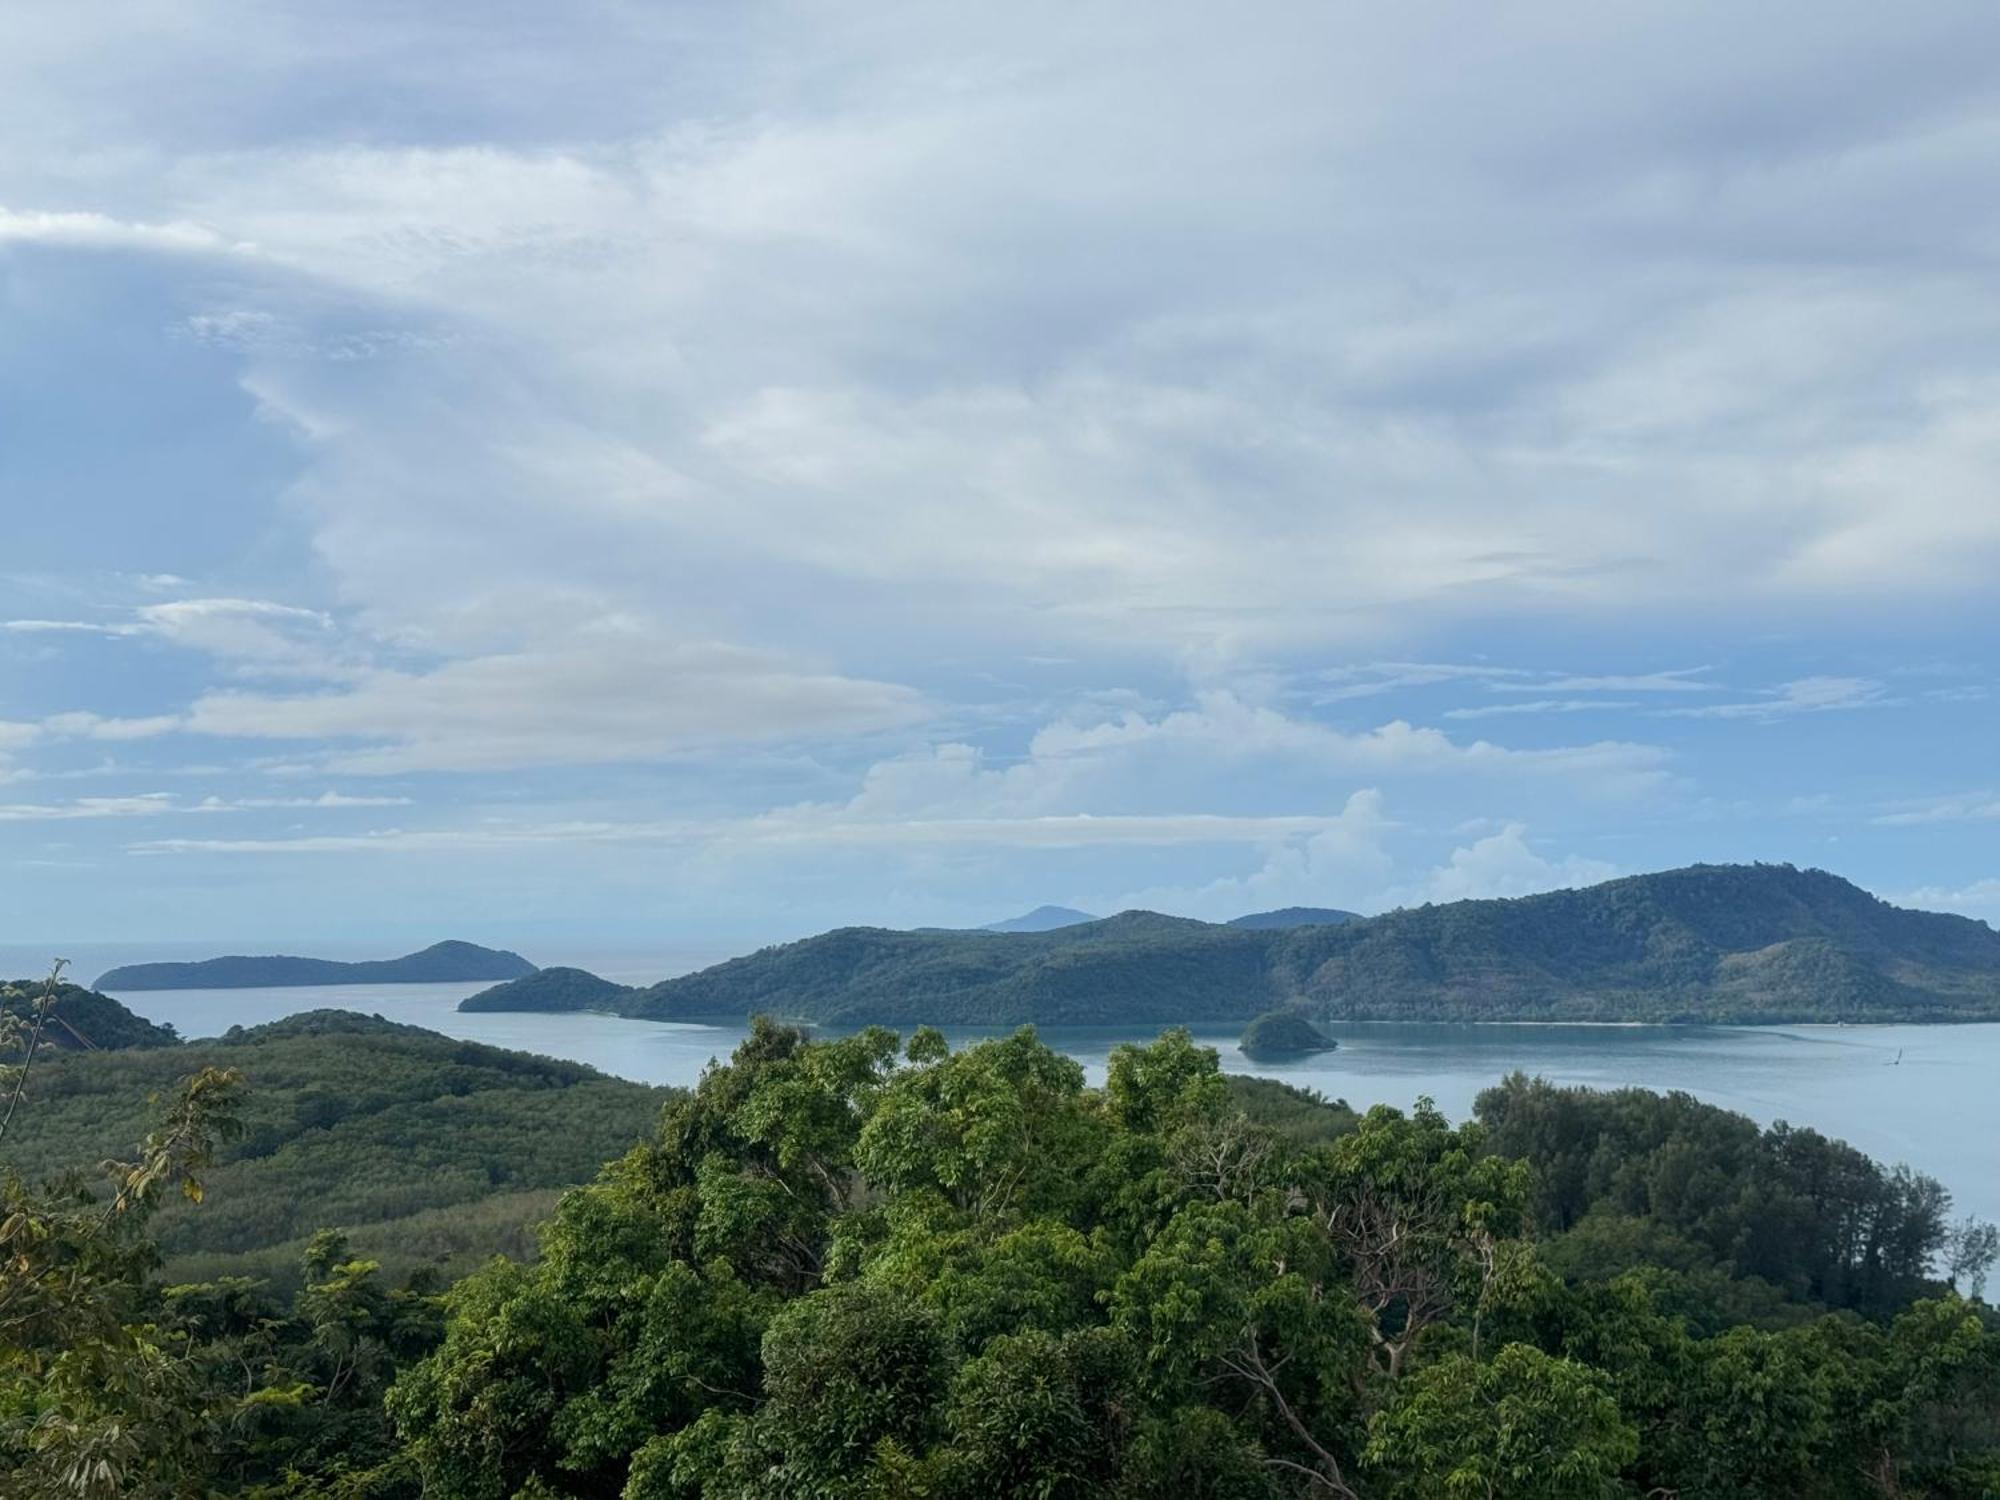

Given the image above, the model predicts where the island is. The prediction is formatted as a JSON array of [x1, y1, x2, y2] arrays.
[[459, 966, 632, 1013], [1239, 1008, 1339, 1058], [462, 865, 2000, 1028], [96, 940, 536, 992]]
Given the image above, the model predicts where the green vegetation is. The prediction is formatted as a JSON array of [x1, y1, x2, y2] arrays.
[[1, 974, 178, 1050], [4, 1011, 1996, 1496], [1, 1006, 667, 1286], [554, 865, 2000, 1027], [1239, 1007, 1338, 1058], [97, 939, 536, 991], [382, 1022, 1997, 1497], [460, 965, 633, 1013], [619, 910, 1275, 1025]]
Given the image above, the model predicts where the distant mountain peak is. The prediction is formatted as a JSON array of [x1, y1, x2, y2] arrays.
[[983, 905, 1098, 933]]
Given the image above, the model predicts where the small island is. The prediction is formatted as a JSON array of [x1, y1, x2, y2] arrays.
[[459, 966, 631, 1014], [1239, 1008, 1339, 1059]]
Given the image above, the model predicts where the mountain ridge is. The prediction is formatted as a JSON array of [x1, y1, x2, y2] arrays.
[[525, 865, 2000, 1028]]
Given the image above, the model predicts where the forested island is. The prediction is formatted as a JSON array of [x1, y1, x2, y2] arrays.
[[460, 965, 634, 1013], [474, 864, 2000, 1029], [98, 939, 536, 991], [1240, 1007, 1340, 1058], [3, 973, 1995, 1496]]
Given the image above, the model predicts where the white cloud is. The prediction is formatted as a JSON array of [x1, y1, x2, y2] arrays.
[[7, 598, 340, 675], [1663, 676, 1890, 721], [1443, 699, 1639, 720], [1891, 880, 2000, 925], [41, 712, 183, 741], [1399, 824, 1618, 905], [0, 207, 252, 256], [181, 635, 929, 772], [0, 793, 183, 822], [0, 789, 408, 821], [1110, 789, 1396, 919], [1492, 669, 1715, 694], [1875, 792, 2000, 827]]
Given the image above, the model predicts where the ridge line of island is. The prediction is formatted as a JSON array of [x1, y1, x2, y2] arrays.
[[89, 865, 2000, 1040]]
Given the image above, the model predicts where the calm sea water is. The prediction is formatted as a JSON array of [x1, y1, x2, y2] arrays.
[[101, 978, 2000, 1226]]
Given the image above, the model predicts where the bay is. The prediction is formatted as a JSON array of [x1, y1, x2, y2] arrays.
[[107, 979, 2000, 1226]]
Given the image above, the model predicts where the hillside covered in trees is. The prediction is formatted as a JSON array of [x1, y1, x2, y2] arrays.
[[0, 1004, 666, 1286], [10, 1016, 1992, 1496], [97, 939, 536, 991], [1, 974, 180, 1050], [545, 864, 2000, 1028]]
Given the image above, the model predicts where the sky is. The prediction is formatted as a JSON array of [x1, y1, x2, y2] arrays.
[[3, 1, 1999, 957]]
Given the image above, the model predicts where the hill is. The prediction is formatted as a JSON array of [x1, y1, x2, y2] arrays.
[[96, 939, 536, 991], [1, 976, 180, 1049], [574, 865, 2000, 1027], [615, 910, 1275, 1026], [1227, 905, 1363, 930], [0, 1007, 665, 1285], [1273, 863, 2000, 1022], [982, 904, 1097, 932], [460, 965, 632, 1013]]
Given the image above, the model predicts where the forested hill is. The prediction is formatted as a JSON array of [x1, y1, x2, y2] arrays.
[[1, 977, 180, 1049], [460, 965, 633, 1012], [601, 864, 2000, 1026], [97, 939, 536, 990], [0, 1006, 666, 1286]]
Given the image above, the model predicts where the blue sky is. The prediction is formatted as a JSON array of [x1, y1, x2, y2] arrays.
[[3, 1, 1999, 955]]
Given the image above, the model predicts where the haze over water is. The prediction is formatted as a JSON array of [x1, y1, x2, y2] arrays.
[[104, 976, 2000, 1228]]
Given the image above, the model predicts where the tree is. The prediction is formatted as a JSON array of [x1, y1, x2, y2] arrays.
[[1364, 1344, 1636, 1499]]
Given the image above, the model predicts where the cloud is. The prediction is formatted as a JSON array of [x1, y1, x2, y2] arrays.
[[1399, 824, 1618, 905], [130, 808, 1366, 858], [40, 712, 183, 741], [1110, 789, 1397, 919], [0, 207, 252, 256], [1875, 792, 2000, 827], [7, 598, 339, 675], [1443, 699, 1640, 720], [11, 5, 2000, 683], [1662, 676, 1890, 721], [180, 635, 929, 772], [1891, 880, 2000, 925], [0, 789, 408, 821], [0, 793, 183, 821], [1492, 669, 1715, 694]]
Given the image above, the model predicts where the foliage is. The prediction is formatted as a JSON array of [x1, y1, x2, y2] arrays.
[[0, 1008, 667, 1285], [1, 971, 179, 1052], [1477, 1072, 1959, 1317], [388, 1021, 2000, 1497]]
